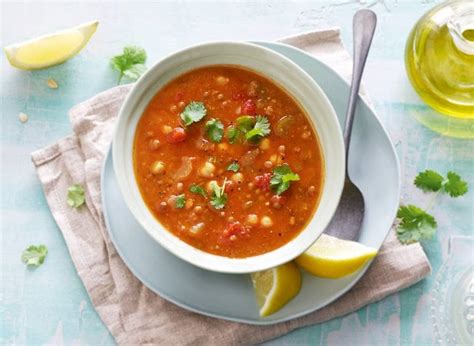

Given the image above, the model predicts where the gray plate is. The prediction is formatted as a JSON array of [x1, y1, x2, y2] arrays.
[[101, 41, 400, 325]]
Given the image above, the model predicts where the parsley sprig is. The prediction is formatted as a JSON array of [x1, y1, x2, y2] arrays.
[[181, 101, 207, 126], [189, 184, 207, 198], [21, 245, 48, 267], [270, 164, 300, 195], [111, 46, 147, 84], [414, 170, 468, 197], [396, 169, 468, 244], [210, 179, 228, 210], [205, 118, 224, 143], [228, 115, 271, 144]]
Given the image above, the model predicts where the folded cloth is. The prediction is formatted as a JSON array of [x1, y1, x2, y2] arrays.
[[31, 28, 431, 345]]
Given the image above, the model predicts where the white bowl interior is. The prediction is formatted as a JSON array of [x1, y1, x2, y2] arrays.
[[113, 42, 344, 273]]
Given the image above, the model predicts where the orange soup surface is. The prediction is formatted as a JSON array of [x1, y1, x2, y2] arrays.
[[134, 65, 324, 258]]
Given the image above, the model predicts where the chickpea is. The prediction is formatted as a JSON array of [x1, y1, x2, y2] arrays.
[[176, 182, 184, 192], [301, 131, 311, 139], [190, 222, 205, 234], [308, 185, 317, 197], [170, 105, 177, 112], [259, 138, 270, 151], [289, 216, 296, 226], [150, 161, 165, 175], [246, 214, 258, 225], [194, 205, 203, 214], [178, 101, 185, 109], [232, 173, 244, 184], [278, 145, 286, 154], [216, 76, 229, 85], [199, 162, 216, 178], [260, 216, 273, 228], [149, 139, 161, 151], [264, 161, 273, 169], [203, 91, 210, 97], [162, 125, 172, 135], [207, 180, 218, 193], [230, 235, 237, 241], [217, 93, 224, 100]]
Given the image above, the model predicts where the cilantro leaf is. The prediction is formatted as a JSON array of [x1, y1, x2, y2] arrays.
[[189, 184, 207, 198], [444, 171, 468, 197], [111, 46, 147, 84], [227, 126, 240, 144], [67, 184, 85, 208], [245, 116, 271, 142], [414, 170, 444, 192], [205, 118, 224, 143], [270, 164, 300, 195], [210, 180, 228, 210], [236, 116, 256, 133], [180, 101, 207, 126], [21, 245, 48, 267], [175, 194, 186, 209], [396, 205, 437, 244], [227, 162, 240, 172]]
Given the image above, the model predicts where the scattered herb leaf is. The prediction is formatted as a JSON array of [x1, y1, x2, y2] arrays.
[[180, 101, 207, 126], [227, 162, 240, 172], [396, 205, 437, 244], [236, 115, 256, 133], [210, 180, 228, 210], [175, 194, 186, 209], [67, 184, 85, 208], [245, 116, 271, 142], [205, 118, 224, 143], [21, 245, 48, 267], [227, 126, 240, 144], [414, 170, 444, 192], [444, 171, 468, 197], [110, 46, 147, 84], [270, 164, 300, 195], [189, 184, 207, 198]]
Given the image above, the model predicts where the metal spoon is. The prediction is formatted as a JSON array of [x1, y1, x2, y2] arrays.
[[325, 9, 377, 241]]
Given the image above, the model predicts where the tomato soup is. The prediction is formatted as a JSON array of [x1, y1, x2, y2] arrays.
[[133, 65, 324, 258]]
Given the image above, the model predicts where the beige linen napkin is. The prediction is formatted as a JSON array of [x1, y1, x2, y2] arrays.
[[31, 28, 431, 345]]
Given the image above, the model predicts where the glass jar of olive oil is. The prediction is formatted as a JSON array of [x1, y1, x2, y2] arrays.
[[405, 1, 474, 138]]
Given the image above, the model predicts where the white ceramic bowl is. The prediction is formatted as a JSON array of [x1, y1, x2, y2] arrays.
[[113, 42, 345, 274]]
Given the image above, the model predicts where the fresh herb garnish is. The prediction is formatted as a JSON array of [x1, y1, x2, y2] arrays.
[[210, 180, 228, 210], [396, 169, 468, 245], [205, 118, 224, 143], [245, 116, 271, 142], [175, 194, 186, 209], [189, 184, 207, 198], [227, 126, 240, 144], [444, 171, 468, 197], [227, 162, 240, 172], [110, 46, 147, 84], [236, 115, 256, 133], [180, 101, 207, 126], [270, 164, 300, 195], [396, 205, 437, 244], [67, 184, 85, 208], [21, 245, 48, 267], [414, 170, 468, 197]]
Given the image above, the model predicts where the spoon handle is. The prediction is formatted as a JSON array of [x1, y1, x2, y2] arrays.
[[344, 9, 377, 171]]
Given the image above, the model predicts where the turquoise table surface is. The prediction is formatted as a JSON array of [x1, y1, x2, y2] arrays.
[[1, 1, 473, 345]]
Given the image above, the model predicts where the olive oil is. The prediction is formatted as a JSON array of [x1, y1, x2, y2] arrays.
[[405, 1, 474, 137]]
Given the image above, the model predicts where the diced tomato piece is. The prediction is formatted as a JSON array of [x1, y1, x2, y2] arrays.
[[174, 92, 184, 102], [167, 127, 187, 143], [224, 180, 234, 193], [254, 173, 271, 191], [232, 92, 244, 101], [221, 221, 249, 240], [270, 194, 286, 209], [241, 99, 256, 115]]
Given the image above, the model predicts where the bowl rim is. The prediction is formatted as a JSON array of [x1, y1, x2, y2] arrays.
[[112, 40, 345, 273]]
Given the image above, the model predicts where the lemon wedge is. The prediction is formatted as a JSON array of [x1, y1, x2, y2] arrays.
[[250, 262, 301, 317], [295, 234, 378, 279], [4, 20, 98, 70]]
